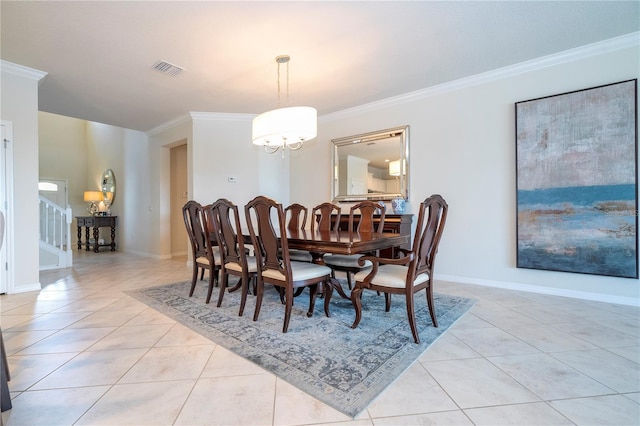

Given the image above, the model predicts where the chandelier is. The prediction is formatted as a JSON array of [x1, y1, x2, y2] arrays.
[[252, 55, 317, 156]]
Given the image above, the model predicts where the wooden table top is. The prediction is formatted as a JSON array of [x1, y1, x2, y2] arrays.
[[284, 229, 409, 256]]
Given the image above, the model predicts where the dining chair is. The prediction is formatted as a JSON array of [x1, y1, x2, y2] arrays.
[[182, 200, 221, 303], [285, 203, 313, 263], [323, 200, 386, 289], [245, 195, 334, 333], [350, 194, 448, 343], [311, 202, 341, 232], [207, 199, 258, 315]]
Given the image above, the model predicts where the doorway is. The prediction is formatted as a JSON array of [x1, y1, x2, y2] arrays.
[[170, 143, 188, 256]]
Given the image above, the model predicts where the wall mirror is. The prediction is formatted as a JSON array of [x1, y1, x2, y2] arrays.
[[332, 125, 409, 202], [101, 169, 116, 207]]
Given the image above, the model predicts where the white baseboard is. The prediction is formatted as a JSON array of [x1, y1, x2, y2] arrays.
[[436, 274, 640, 307], [8, 282, 42, 294]]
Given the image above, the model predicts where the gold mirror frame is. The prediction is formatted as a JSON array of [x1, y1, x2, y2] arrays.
[[331, 125, 409, 202]]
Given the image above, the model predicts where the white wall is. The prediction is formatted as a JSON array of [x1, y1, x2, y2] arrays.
[[291, 36, 640, 305], [38, 112, 87, 229], [85, 121, 148, 255], [190, 113, 290, 216], [1, 62, 46, 293]]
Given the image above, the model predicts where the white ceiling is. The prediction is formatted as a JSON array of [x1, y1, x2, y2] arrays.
[[2, 1, 638, 132]]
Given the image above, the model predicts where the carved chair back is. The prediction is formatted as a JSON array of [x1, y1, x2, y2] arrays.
[[311, 202, 341, 232], [285, 203, 308, 231]]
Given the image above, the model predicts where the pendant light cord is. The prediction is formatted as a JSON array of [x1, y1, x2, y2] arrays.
[[276, 56, 290, 108]]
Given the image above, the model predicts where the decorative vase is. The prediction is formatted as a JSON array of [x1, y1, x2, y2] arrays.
[[391, 197, 406, 214]]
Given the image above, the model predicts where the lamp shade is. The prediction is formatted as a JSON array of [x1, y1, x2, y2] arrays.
[[84, 191, 103, 202], [252, 106, 317, 147]]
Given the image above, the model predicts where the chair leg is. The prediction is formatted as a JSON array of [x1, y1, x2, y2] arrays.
[[346, 272, 352, 290], [238, 274, 250, 317], [189, 263, 198, 296], [283, 286, 294, 333], [323, 279, 335, 317], [199, 267, 205, 281], [216, 272, 228, 307], [350, 287, 363, 329], [306, 284, 318, 317], [385, 293, 392, 311], [253, 279, 265, 322], [426, 284, 438, 327], [205, 268, 215, 304], [406, 291, 420, 344]]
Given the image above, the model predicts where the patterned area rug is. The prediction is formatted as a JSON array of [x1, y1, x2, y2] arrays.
[[127, 279, 474, 417]]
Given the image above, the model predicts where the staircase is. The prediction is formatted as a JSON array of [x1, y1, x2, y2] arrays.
[[39, 196, 73, 270]]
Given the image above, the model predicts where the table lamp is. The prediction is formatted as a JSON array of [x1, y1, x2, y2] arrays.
[[83, 191, 102, 216]]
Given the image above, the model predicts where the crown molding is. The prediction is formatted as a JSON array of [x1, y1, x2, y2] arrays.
[[321, 32, 640, 122], [145, 113, 192, 136], [146, 112, 253, 135], [0, 60, 48, 81], [189, 112, 253, 122]]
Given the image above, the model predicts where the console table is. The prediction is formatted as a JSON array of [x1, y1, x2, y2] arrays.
[[76, 216, 117, 252], [327, 213, 413, 258]]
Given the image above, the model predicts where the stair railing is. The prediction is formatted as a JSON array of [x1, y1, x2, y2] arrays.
[[39, 196, 73, 267]]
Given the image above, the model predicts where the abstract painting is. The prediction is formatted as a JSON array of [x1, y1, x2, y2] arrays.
[[516, 80, 638, 278]]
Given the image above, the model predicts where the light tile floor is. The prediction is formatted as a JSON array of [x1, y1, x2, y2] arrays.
[[1, 251, 638, 425]]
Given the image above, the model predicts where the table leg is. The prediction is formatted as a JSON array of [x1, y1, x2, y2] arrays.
[[110, 224, 116, 251], [77, 225, 82, 249], [93, 227, 100, 253], [85, 227, 91, 251], [310, 251, 349, 299]]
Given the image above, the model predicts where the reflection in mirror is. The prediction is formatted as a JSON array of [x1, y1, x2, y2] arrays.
[[101, 169, 116, 212], [332, 126, 409, 202]]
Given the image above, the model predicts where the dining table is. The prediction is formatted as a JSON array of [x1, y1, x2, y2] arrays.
[[283, 228, 409, 298], [214, 228, 409, 299]]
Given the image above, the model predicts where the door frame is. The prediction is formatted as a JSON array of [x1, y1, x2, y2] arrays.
[[1, 120, 15, 294]]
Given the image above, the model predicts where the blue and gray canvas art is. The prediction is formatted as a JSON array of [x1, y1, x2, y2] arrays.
[[516, 80, 637, 278], [517, 184, 637, 277]]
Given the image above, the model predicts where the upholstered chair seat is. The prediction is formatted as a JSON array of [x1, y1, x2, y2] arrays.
[[195, 246, 221, 266], [262, 261, 332, 282], [325, 254, 371, 269], [354, 264, 429, 288]]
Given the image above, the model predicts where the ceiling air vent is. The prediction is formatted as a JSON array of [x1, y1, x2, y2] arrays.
[[152, 60, 185, 76]]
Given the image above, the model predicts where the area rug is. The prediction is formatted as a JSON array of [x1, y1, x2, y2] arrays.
[[127, 279, 474, 417]]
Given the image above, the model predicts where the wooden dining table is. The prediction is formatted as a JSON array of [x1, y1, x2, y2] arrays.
[[284, 229, 408, 262], [216, 228, 409, 299], [283, 229, 409, 298]]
